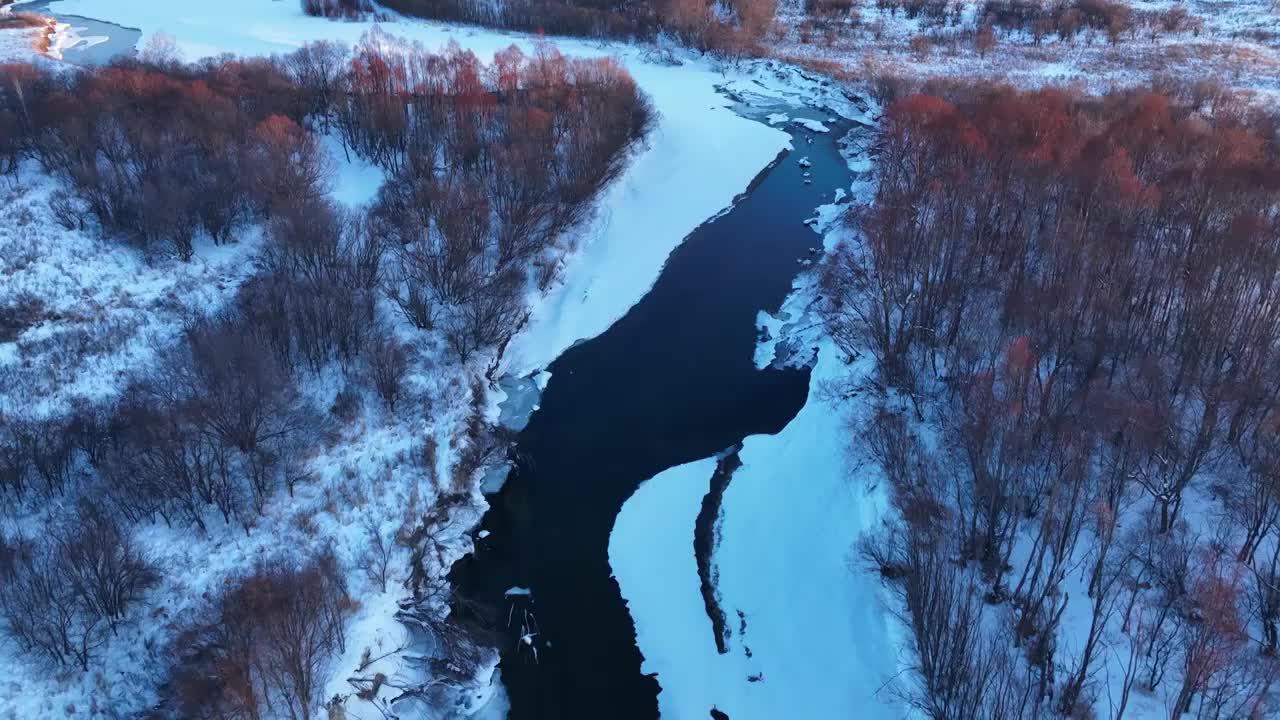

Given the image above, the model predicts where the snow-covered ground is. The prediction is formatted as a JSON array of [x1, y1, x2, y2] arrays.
[[0, 6, 52, 63], [324, 134, 385, 209], [0, 170, 262, 422], [0, 133, 381, 425], [0, 135, 426, 720], [43, 20, 105, 60], [0, 112, 534, 718], [769, 0, 1280, 104]]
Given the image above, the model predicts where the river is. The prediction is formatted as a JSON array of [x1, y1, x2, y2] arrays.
[[450, 108, 858, 719]]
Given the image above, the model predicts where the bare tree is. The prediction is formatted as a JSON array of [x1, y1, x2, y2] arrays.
[[58, 503, 158, 636], [1169, 553, 1245, 716], [359, 516, 394, 593], [282, 41, 350, 127], [368, 329, 409, 413], [0, 524, 151, 671]]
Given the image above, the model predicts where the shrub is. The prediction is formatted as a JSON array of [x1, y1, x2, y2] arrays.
[[165, 555, 351, 720], [0, 509, 155, 669]]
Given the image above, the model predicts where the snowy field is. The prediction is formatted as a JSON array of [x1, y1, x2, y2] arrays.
[[0, 5, 50, 62]]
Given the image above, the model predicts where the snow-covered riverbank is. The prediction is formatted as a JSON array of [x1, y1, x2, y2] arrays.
[[1, 0, 140, 63]]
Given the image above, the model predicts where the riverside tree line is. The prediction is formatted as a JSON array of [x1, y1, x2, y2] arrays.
[[823, 84, 1280, 718]]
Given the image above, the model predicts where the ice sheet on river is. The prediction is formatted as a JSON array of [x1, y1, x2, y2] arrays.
[[610, 340, 902, 720], [792, 117, 830, 133]]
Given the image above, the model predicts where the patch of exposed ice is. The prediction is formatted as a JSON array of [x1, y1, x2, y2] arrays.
[[792, 117, 829, 133]]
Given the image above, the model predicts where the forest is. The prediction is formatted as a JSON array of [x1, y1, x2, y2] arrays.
[[823, 84, 1280, 716], [372, 0, 778, 54], [0, 34, 650, 718]]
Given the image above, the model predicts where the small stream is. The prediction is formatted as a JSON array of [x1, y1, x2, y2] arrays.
[[451, 105, 861, 719], [18, 0, 140, 64]]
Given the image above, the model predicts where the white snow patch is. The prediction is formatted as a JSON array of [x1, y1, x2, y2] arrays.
[[323, 133, 386, 208], [45, 19, 107, 60], [792, 117, 829, 133], [533, 370, 553, 390]]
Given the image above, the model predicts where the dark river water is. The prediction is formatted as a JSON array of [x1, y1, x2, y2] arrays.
[[451, 109, 858, 719]]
